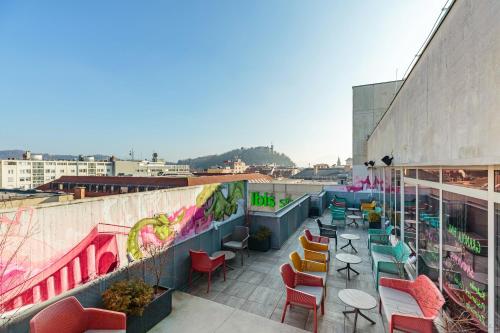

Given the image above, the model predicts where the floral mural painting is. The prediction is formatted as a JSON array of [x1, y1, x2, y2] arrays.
[[127, 181, 245, 260]]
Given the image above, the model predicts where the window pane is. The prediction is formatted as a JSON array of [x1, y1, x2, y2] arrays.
[[394, 170, 401, 231], [417, 186, 440, 284], [443, 192, 487, 329], [404, 168, 416, 178], [419, 169, 440, 182], [385, 168, 392, 221], [495, 170, 500, 192], [403, 184, 417, 274], [495, 203, 500, 332], [443, 169, 488, 190]]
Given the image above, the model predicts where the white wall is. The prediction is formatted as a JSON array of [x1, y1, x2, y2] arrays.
[[367, 0, 500, 166]]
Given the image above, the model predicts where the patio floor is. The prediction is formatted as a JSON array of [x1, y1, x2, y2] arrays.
[[182, 210, 386, 333]]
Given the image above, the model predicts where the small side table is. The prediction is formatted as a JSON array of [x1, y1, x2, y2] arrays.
[[212, 250, 236, 270], [340, 233, 360, 253], [338, 289, 377, 333], [347, 207, 360, 215], [336, 253, 362, 280], [346, 214, 363, 228]]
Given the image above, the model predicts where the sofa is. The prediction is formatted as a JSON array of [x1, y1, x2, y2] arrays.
[[379, 275, 444, 333]]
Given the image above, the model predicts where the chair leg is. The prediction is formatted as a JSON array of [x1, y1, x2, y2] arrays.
[[247, 246, 250, 257], [281, 302, 289, 323], [241, 250, 244, 266], [188, 268, 193, 288], [313, 305, 318, 333], [207, 271, 211, 293], [223, 262, 226, 281], [321, 298, 325, 315]]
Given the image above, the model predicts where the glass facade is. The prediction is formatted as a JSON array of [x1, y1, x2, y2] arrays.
[[404, 184, 417, 274], [417, 186, 440, 284], [496, 203, 500, 332], [385, 168, 392, 221], [442, 191, 488, 329], [419, 169, 440, 182], [443, 169, 488, 190], [404, 168, 416, 178]]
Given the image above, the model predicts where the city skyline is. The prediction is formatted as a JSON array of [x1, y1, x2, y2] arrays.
[[0, 0, 445, 166]]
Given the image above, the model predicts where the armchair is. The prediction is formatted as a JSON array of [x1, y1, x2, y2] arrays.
[[30, 296, 126, 333], [222, 226, 249, 266], [280, 263, 325, 333], [315, 219, 337, 250], [367, 224, 393, 253], [289, 251, 327, 295], [189, 249, 226, 293], [299, 235, 329, 266], [371, 241, 411, 289], [328, 204, 346, 223]]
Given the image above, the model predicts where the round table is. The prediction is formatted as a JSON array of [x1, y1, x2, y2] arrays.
[[338, 289, 377, 332], [340, 233, 360, 253], [347, 207, 360, 214], [336, 253, 362, 280], [212, 250, 236, 269], [346, 214, 363, 228]]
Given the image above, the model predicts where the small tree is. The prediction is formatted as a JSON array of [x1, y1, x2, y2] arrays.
[[141, 242, 170, 295]]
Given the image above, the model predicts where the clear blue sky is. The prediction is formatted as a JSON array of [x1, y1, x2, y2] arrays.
[[0, 0, 445, 166]]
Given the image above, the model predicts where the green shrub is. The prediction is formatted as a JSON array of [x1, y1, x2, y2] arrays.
[[368, 211, 381, 223], [102, 279, 153, 316]]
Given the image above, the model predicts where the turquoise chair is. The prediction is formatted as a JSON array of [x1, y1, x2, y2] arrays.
[[367, 224, 393, 253], [371, 241, 411, 289], [328, 204, 346, 223]]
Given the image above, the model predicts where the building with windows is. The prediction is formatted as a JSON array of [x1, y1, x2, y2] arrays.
[[354, 1, 500, 330], [113, 160, 191, 177], [0, 157, 112, 189]]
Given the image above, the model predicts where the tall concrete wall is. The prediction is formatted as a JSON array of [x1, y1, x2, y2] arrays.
[[352, 81, 402, 184], [367, 0, 500, 166]]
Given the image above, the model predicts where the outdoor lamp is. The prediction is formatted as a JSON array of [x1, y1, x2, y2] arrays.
[[381, 155, 393, 166], [368, 161, 375, 167]]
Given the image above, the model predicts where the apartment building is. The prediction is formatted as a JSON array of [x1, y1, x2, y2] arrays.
[[0, 157, 112, 189], [113, 160, 191, 176]]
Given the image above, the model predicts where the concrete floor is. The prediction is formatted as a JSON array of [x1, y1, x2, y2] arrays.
[[182, 211, 387, 333]]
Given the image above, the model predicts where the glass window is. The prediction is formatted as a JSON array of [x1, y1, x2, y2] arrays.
[[417, 186, 440, 284], [442, 192, 487, 329], [443, 169, 488, 190], [404, 168, 416, 178], [495, 203, 500, 332], [403, 184, 417, 274], [419, 169, 440, 182], [394, 170, 401, 233], [495, 170, 500, 193], [385, 168, 392, 221]]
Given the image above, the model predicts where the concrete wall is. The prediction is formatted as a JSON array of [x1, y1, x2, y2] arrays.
[[352, 80, 402, 184], [367, 1, 500, 166]]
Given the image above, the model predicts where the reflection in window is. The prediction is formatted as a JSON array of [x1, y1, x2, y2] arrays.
[[403, 184, 417, 274], [385, 168, 392, 221], [443, 169, 488, 190], [495, 170, 500, 193], [419, 169, 440, 182], [404, 168, 416, 178], [394, 170, 401, 233], [442, 192, 487, 329], [417, 186, 440, 284]]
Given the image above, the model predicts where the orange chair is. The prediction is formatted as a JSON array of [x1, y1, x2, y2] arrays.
[[189, 249, 226, 293], [30, 296, 126, 333], [299, 235, 330, 267]]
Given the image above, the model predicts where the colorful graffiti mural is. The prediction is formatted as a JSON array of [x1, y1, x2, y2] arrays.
[[0, 181, 245, 312], [127, 182, 244, 259]]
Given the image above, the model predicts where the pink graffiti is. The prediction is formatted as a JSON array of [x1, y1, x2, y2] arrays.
[[450, 252, 475, 279]]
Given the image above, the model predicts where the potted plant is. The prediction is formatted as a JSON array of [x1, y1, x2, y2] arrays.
[[367, 211, 381, 229], [248, 226, 272, 251], [102, 243, 173, 333]]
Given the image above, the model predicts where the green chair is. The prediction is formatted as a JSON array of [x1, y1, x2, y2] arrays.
[[371, 241, 411, 289], [328, 204, 346, 223], [367, 224, 393, 253]]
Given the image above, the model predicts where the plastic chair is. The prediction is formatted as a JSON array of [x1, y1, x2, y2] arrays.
[[189, 249, 226, 293], [280, 263, 324, 333], [222, 226, 250, 266], [29, 296, 126, 333], [314, 219, 338, 250]]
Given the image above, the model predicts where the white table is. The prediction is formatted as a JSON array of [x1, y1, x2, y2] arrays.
[[336, 253, 362, 280], [338, 289, 377, 332], [346, 214, 363, 228], [340, 233, 360, 253]]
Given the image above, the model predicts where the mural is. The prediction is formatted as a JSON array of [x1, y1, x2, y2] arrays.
[[0, 181, 245, 312]]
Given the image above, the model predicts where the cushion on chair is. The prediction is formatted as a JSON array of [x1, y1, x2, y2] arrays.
[[295, 285, 324, 306], [371, 251, 394, 265], [318, 251, 329, 261], [302, 271, 327, 286], [379, 286, 423, 322], [223, 241, 244, 250]]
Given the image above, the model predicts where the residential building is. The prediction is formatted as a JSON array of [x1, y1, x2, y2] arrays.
[[113, 160, 191, 177], [0, 155, 112, 189]]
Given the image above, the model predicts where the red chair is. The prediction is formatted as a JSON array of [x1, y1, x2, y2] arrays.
[[304, 228, 329, 244], [30, 296, 126, 333], [280, 263, 324, 333], [189, 249, 226, 293], [379, 275, 445, 333]]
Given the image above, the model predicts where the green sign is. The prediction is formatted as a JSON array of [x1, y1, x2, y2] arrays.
[[251, 192, 292, 209]]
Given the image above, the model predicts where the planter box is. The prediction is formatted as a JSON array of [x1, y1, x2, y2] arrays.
[[248, 236, 271, 252], [127, 285, 173, 333]]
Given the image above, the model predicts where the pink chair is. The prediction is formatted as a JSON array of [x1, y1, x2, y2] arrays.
[[280, 263, 324, 333], [189, 249, 226, 293], [304, 228, 329, 244], [29, 296, 126, 333]]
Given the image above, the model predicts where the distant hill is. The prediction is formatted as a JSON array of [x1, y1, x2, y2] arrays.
[[0, 150, 111, 161], [178, 146, 295, 169]]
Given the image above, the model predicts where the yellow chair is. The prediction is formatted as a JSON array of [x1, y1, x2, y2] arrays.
[[290, 251, 328, 292], [299, 235, 330, 265], [360, 201, 376, 211]]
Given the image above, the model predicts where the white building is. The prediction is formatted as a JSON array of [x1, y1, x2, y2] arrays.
[[0, 158, 112, 189], [113, 160, 191, 177]]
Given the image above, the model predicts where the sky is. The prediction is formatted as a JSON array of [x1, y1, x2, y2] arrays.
[[0, 0, 446, 167]]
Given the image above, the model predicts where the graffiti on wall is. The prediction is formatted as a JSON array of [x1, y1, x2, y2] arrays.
[[0, 181, 245, 312]]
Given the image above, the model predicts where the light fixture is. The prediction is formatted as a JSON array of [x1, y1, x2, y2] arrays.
[[381, 155, 393, 166], [368, 161, 375, 167], [364, 162, 369, 167]]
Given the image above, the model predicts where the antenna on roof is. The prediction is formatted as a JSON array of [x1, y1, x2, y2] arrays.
[[129, 149, 135, 161]]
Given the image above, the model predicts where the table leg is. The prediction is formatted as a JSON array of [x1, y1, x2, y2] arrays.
[[343, 308, 375, 332]]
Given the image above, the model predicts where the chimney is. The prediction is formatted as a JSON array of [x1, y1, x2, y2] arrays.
[[74, 186, 86, 199]]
